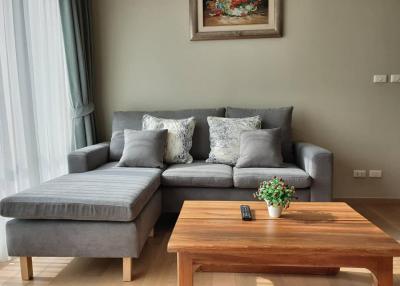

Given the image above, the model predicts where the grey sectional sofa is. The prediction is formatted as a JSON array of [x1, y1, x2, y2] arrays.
[[0, 107, 333, 282]]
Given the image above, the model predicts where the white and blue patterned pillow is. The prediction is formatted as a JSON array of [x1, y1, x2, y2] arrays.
[[206, 116, 261, 165], [142, 114, 196, 164]]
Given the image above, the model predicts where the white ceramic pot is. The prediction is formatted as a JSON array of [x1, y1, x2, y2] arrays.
[[267, 204, 283, 218]]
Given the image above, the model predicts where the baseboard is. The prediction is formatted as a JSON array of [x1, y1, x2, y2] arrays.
[[334, 198, 400, 204]]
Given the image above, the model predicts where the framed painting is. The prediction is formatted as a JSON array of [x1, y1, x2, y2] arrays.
[[189, 0, 282, 40]]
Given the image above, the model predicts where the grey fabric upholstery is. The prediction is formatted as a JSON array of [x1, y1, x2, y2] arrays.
[[162, 161, 233, 188], [236, 128, 283, 168], [162, 187, 310, 212], [295, 142, 333, 202], [112, 108, 225, 160], [109, 130, 124, 161], [117, 129, 167, 168], [6, 190, 161, 258], [233, 164, 311, 189], [226, 107, 294, 163], [68, 142, 110, 173], [1, 100, 334, 265], [0, 163, 161, 221]]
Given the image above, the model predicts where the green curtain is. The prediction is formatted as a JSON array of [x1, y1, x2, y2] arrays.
[[59, 0, 96, 149]]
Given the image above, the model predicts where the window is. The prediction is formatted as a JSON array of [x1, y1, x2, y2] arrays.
[[0, 0, 72, 260]]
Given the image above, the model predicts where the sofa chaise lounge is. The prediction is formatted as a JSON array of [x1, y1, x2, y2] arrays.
[[0, 107, 333, 281]]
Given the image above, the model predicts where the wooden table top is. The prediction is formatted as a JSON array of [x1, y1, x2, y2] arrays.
[[167, 201, 400, 257]]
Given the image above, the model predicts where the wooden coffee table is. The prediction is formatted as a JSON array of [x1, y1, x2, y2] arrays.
[[167, 201, 400, 286]]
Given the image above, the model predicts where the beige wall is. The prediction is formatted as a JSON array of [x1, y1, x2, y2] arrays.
[[92, 0, 400, 199]]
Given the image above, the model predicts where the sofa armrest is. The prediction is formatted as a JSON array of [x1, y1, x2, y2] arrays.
[[68, 142, 110, 173], [294, 142, 333, 202]]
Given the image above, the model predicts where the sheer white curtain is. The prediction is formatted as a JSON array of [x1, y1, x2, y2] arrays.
[[0, 0, 72, 261]]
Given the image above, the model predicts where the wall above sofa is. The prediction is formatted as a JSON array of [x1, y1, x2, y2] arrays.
[[92, 0, 400, 199]]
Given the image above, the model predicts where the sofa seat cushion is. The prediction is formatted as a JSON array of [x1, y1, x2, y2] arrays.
[[0, 163, 161, 222], [233, 164, 311, 189], [162, 161, 233, 188]]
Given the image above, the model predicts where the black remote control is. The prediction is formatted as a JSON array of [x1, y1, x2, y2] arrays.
[[240, 205, 252, 221]]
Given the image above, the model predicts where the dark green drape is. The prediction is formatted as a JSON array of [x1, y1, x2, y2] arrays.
[[59, 0, 96, 149]]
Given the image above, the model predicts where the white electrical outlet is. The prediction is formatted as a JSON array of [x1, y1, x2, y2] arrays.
[[373, 75, 388, 83], [353, 170, 367, 178], [369, 170, 382, 178], [390, 74, 400, 83]]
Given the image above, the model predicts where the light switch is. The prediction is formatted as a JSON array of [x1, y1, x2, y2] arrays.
[[390, 74, 400, 83], [373, 75, 388, 83]]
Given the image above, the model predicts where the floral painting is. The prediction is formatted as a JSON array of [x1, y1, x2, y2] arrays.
[[189, 0, 281, 40], [204, 0, 268, 27]]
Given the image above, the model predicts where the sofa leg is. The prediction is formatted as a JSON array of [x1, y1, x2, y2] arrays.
[[20, 256, 33, 280], [122, 257, 133, 282], [149, 228, 154, 238]]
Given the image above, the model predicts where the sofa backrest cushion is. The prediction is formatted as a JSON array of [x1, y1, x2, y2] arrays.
[[112, 108, 225, 160], [225, 106, 294, 163]]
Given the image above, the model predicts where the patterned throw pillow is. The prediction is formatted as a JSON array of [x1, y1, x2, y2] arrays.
[[206, 116, 261, 165], [142, 114, 196, 164]]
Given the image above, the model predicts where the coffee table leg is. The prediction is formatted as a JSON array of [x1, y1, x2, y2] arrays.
[[177, 253, 193, 286], [373, 257, 393, 286]]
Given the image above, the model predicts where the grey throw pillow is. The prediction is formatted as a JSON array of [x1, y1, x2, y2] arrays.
[[226, 106, 293, 162], [236, 128, 283, 168], [109, 130, 124, 161], [117, 129, 167, 168], [206, 116, 261, 165], [142, 114, 196, 164]]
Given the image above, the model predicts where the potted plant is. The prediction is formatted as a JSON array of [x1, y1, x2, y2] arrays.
[[254, 177, 296, 218]]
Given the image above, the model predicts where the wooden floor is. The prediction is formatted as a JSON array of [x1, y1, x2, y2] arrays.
[[0, 201, 399, 286]]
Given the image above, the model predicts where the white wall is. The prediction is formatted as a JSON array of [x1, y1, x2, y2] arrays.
[[92, 0, 400, 199]]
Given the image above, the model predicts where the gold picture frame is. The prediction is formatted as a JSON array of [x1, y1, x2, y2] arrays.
[[189, 0, 282, 41]]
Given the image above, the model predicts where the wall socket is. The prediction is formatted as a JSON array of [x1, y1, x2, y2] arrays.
[[390, 74, 400, 83], [369, 170, 382, 178], [373, 75, 388, 83], [353, 170, 367, 178]]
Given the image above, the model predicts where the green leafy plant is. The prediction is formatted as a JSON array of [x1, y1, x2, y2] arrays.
[[254, 177, 296, 208]]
